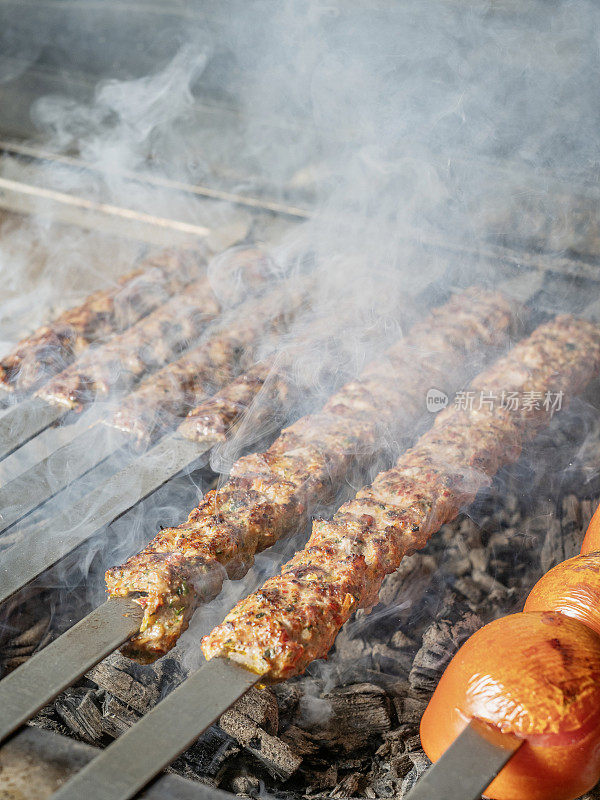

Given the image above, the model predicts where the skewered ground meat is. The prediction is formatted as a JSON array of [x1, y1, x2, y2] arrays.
[[103, 279, 312, 447], [35, 249, 277, 411], [203, 316, 600, 682], [106, 288, 520, 663], [0, 249, 204, 395]]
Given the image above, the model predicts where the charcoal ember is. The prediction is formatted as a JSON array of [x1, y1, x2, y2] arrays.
[[28, 704, 72, 737], [371, 776, 398, 798], [389, 752, 413, 780], [54, 687, 104, 744], [468, 546, 488, 573], [541, 513, 572, 572], [228, 767, 261, 796], [371, 642, 414, 676], [452, 576, 484, 606], [390, 631, 416, 651], [272, 682, 302, 719], [101, 694, 141, 739], [218, 708, 302, 779], [330, 772, 367, 797], [279, 724, 320, 757], [169, 725, 240, 784], [225, 685, 278, 734], [400, 751, 431, 797], [87, 651, 184, 713], [378, 555, 438, 609], [392, 694, 427, 728], [309, 684, 392, 753], [299, 761, 338, 791], [408, 612, 483, 696]]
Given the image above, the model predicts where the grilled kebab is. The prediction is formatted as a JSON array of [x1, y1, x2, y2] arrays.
[[35, 249, 275, 411], [203, 315, 600, 681], [0, 249, 204, 396], [106, 288, 520, 662], [103, 279, 312, 447]]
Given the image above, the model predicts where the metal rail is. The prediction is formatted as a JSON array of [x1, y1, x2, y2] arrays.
[[0, 434, 211, 605], [51, 659, 259, 800], [0, 398, 65, 461], [0, 426, 129, 534], [404, 720, 522, 800], [0, 599, 143, 744]]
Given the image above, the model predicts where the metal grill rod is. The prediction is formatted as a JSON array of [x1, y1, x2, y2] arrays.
[[0, 434, 212, 606], [0, 398, 65, 462], [50, 658, 260, 800], [0, 599, 143, 745], [0, 425, 129, 535]]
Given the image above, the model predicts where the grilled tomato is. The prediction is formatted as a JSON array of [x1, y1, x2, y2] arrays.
[[420, 611, 600, 800], [524, 551, 600, 638]]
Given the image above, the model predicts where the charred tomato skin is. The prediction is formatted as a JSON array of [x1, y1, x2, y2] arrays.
[[524, 551, 600, 638], [420, 611, 600, 800]]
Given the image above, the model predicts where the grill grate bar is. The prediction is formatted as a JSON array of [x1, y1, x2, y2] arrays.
[[50, 659, 259, 800], [0, 434, 211, 606], [0, 398, 65, 462], [0, 426, 129, 535], [0, 599, 143, 745]]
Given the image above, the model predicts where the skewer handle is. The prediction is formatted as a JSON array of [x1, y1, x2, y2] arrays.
[[0, 599, 142, 745]]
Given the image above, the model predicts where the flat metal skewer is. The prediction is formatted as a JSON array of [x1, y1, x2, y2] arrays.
[[50, 658, 260, 800], [405, 720, 523, 800], [0, 433, 212, 606], [0, 598, 143, 745], [0, 398, 65, 461], [0, 426, 129, 534]]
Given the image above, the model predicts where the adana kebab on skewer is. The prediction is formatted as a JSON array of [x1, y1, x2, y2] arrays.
[[48, 313, 600, 800], [0, 248, 204, 396], [36, 273, 262, 410], [107, 288, 520, 662], [101, 278, 312, 449], [0, 276, 402, 605], [203, 315, 600, 681], [0, 247, 276, 461], [416, 510, 600, 800], [0, 276, 312, 535]]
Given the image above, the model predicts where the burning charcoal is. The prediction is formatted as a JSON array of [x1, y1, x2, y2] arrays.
[[400, 751, 431, 797], [389, 752, 414, 780], [371, 642, 414, 676], [452, 576, 484, 606], [541, 515, 570, 573], [371, 776, 397, 798], [378, 555, 437, 608], [28, 704, 72, 737], [300, 762, 338, 791], [468, 547, 488, 573], [309, 684, 392, 753], [218, 708, 302, 779], [169, 725, 240, 784], [226, 685, 279, 735], [390, 631, 416, 650], [54, 687, 104, 745], [101, 694, 141, 739], [330, 772, 367, 797], [408, 613, 483, 696], [87, 651, 184, 713], [272, 682, 302, 719], [229, 769, 261, 796], [279, 724, 320, 757]]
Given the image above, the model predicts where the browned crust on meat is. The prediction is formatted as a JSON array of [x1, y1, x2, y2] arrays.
[[103, 280, 310, 447], [0, 249, 203, 395], [107, 289, 521, 662], [202, 315, 600, 681]]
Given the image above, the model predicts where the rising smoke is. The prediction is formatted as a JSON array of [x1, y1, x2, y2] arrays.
[[1, 0, 600, 686]]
